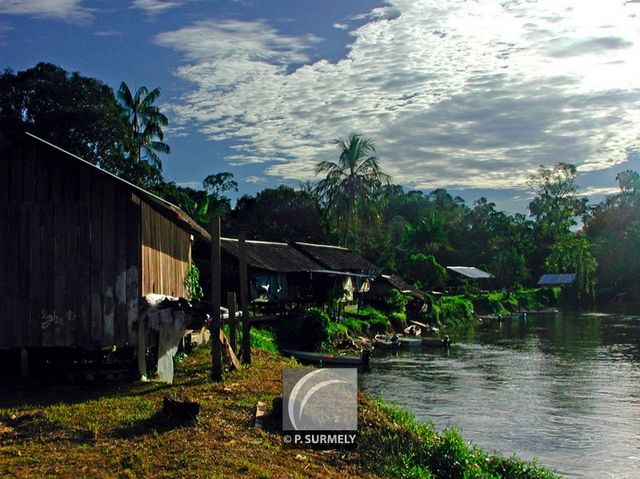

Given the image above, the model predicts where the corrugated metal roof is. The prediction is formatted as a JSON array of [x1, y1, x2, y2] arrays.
[[221, 238, 321, 273], [294, 242, 380, 273], [537, 273, 576, 286], [25, 132, 211, 240], [446, 266, 493, 279]]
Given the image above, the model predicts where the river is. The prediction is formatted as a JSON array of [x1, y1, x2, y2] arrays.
[[360, 309, 640, 478]]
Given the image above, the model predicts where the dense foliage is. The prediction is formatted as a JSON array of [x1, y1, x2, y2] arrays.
[[359, 399, 561, 479], [3, 62, 639, 303]]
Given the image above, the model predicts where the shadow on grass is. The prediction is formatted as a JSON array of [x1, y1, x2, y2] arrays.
[[0, 379, 175, 409], [113, 410, 197, 438]]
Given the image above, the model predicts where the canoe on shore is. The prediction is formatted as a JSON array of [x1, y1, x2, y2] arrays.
[[397, 335, 422, 348], [374, 334, 401, 350], [421, 336, 452, 348], [282, 349, 370, 366], [478, 312, 527, 322]]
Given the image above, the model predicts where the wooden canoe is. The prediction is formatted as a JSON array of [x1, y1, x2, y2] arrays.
[[282, 349, 370, 366], [421, 336, 452, 348]]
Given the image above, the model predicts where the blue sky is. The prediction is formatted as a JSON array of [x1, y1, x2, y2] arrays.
[[2, 0, 640, 213]]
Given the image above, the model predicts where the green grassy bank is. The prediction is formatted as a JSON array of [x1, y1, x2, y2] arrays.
[[0, 345, 561, 479]]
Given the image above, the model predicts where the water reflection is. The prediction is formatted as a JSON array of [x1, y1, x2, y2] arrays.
[[361, 310, 640, 479]]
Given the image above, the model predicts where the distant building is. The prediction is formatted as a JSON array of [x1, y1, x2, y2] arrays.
[[446, 266, 493, 279], [537, 273, 576, 287]]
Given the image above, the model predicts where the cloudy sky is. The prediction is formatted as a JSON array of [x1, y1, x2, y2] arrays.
[[2, 0, 640, 212]]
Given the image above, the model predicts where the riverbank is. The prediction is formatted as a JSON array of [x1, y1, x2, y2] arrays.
[[323, 288, 560, 349], [0, 346, 560, 478]]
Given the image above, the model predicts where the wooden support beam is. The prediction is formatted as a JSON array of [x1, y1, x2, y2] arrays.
[[227, 291, 237, 353], [239, 233, 251, 364], [20, 348, 28, 378], [210, 216, 223, 382]]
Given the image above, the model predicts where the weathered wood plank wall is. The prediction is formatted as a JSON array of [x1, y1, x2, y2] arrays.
[[141, 202, 191, 298], [0, 137, 142, 349]]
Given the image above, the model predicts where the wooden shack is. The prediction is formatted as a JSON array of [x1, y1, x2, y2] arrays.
[[0, 132, 209, 359], [293, 242, 380, 302], [218, 238, 322, 306]]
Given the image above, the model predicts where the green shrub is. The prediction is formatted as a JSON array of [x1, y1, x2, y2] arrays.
[[359, 399, 561, 479], [463, 292, 508, 315], [384, 289, 409, 314], [249, 328, 278, 354], [389, 311, 408, 331], [274, 308, 329, 351], [438, 296, 475, 329], [346, 306, 390, 334]]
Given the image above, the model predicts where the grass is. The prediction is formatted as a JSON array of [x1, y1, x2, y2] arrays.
[[358, 400, 561, 479], [0, 347, 561, 479], [0, 348, 369, 479]]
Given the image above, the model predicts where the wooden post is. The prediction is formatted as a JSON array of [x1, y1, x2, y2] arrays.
[[239, 233, 251, 364], [210, 216, 223, 382], [20, 348, 28, 378], [227, 291, 237, 352]]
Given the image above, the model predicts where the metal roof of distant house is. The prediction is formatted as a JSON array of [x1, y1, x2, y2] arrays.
[[446, 266, 493, 279], [379, 274, 426, 301], [293, 242, 380, 272], [24, 132, 210, 240], [221, 238, 321, 273], [537, 273, 576, 286]]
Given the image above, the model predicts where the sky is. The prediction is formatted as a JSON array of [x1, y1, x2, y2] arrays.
[[2, 0, 640, 213]]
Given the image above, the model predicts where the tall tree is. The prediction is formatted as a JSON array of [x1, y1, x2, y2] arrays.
[[226, 185, 328, 243], [0, 62, 127, 166], [527, 163, 588, 281], [528, 162, 587, 237], [315, 132, 390, 246], [117, 82, 170, 170]]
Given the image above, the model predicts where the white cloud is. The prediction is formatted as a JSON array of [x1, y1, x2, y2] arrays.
[[93, 30, 122, 36], [244, 175, 269, 184], [333, 23, 348, 30], [132, 0, 183, 14], [158, 0, 640, 190], [576, 186, 620, 198], [0, 0, 91, 22], [176, 181, 201, 189]]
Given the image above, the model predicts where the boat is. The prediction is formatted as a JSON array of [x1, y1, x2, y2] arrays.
[[397, 335, 422, 348], [403, 324, 422, 336], [421, 336, 451, 348], [374, 334, 401, 350], [478, 312, 526, 322], [282, 349, 370, 366], [410, 320, 439, 334]]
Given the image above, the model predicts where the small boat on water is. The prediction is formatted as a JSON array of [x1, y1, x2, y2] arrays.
[[421, 336, 451, 348], [374, 334, 401, 350], [282, 349, 370, 366], [479, 312, 527, 322], [403, 325, 422, 336], [397, 335, 422, 348]]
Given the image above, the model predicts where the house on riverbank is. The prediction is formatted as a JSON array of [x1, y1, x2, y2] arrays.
[[0, 132, 208, 374]]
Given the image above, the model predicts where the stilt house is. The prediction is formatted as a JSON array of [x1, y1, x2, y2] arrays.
[[0, 132, 209, 359]]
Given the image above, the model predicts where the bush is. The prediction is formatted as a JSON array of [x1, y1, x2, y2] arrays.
[[359, 398, 560, 479], [384, 289, 409, 314], [274, 307, 329, 351], [345, 306, 390, 334], [438, 296, 475, 329], [249, 328, 278, 354], [389, 311, 408, 332]]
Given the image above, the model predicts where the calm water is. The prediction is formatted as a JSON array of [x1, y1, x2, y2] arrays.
[[360, 310, 640, 478]]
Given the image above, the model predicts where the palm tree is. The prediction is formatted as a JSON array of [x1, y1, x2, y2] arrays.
[[315, 132, 390, 246], [117, 81, 170, 170]]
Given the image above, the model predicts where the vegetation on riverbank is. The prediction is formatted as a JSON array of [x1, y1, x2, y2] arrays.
[[359, 400, 560, 479], [321, 287, 560, 346], [0, 346, 560, 479]]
